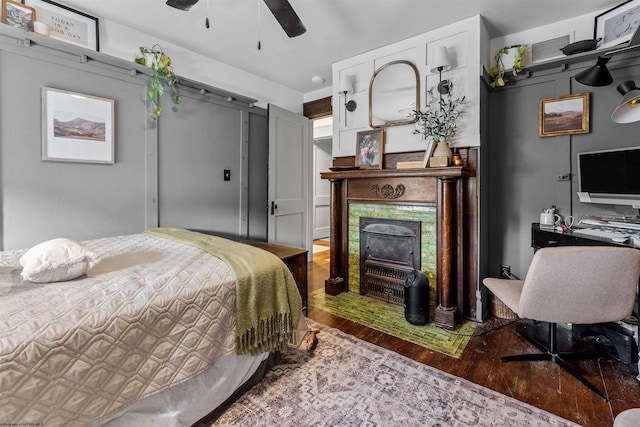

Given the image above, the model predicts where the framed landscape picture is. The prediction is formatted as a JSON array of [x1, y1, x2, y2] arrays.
[[539, 93, 590, 137], [42, 87, 114, 164], [356, 129, 384, 169]]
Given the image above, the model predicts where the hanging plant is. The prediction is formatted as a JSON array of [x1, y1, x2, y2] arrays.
[[134, 45, 182, 119], [489, 44, 527, 88], [410, 88, 465, 144]]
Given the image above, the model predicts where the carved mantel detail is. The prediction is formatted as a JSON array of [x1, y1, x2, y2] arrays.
[[370, 184, 405, 199], [320, 167, 471, 330]]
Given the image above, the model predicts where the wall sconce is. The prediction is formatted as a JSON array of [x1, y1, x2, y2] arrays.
[[612, 80, 640, 123], [339, 74, 357, 126], [430, 46, 452, 95]]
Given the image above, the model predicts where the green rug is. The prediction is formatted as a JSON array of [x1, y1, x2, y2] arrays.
[[310, 288, 475, 358]]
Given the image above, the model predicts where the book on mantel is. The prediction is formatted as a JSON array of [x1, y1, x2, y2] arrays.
[[396, 161, 424, 169]]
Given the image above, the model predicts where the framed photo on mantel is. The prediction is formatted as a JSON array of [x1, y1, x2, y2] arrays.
[[24, 0, 99, 51], [356, 129, 384, 169]]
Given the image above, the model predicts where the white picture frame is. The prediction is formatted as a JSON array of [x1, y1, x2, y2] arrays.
[[24, 0, 99, 51], [595, 0, 640, 49], [42, 87, 115, 164]]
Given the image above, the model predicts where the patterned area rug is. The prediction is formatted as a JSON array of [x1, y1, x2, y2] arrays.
[[211, 320, 580, 427], [310, 288, 475, 358]]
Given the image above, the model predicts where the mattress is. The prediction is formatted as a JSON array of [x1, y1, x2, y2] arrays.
[[0, 233, 245, 426]]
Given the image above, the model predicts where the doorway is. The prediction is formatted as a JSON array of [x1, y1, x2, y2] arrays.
[[312, 116, 332, 241]]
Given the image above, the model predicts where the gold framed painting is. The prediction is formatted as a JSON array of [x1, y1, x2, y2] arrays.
[[539, 93, 590, 137], [356, 129, 384, 169]]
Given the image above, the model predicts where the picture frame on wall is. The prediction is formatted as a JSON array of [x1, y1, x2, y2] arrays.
[[1, 0, 36, 31], [356, 129, 384, 169], [23, 0, 99, 51], [42, 87, 115, 164], [595, 0, 640, 49], [539, 93, 590, 137]]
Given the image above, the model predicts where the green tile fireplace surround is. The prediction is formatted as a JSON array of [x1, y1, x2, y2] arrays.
[[319, 166, 475, 330], [348, 203, 437, 295]]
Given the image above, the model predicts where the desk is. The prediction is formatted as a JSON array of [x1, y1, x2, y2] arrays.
[[532, 223, 638, 250], [531, 223, 639, 378]]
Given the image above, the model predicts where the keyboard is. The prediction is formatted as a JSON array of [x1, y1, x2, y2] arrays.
[[572, 228, 630, 240], [608, 221, 640, 230]]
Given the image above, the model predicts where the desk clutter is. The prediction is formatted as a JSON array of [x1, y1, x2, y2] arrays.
[[538, 208, 640, 247], [573, 215, 640, 247]]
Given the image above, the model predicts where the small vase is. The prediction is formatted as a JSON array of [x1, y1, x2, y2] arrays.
[[432, 142, 453, 164]]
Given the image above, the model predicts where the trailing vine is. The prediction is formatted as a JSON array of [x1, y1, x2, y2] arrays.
[[489, 44, 527, 88], [135, 45, 182, 119]]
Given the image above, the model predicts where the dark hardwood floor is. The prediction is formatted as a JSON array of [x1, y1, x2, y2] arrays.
[[307, 244, 640, 427]]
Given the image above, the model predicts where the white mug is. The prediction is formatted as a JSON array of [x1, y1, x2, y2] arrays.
[[540, 212, 560, 225], [33, 22, 50, 37]]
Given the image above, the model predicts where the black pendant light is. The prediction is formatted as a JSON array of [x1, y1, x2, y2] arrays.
[[612, 80, 640, 123], [575, 56, 613, 86]]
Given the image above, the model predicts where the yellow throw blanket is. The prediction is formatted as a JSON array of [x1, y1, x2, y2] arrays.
[[145, 228, 302, 355]]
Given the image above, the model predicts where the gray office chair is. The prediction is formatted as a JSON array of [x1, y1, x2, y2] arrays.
[[483, 246, 640, 402]]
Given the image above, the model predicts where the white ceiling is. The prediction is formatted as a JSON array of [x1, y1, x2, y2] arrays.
[[61, 0, 621, 94]]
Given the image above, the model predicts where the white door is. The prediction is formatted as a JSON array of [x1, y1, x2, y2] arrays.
[[313, 138, 332, 239], [268, 104, 311, 251]]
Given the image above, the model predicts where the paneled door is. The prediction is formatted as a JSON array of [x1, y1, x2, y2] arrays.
[[268, 104, 311, 252]]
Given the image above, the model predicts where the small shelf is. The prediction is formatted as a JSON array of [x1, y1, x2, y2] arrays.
[[0, 23, 257, 106], [485, 43, 640, 88]]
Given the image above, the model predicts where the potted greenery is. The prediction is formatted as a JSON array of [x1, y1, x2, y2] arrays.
[[489, 44, 527, 88], [135, 45, 182, 119], [411, 88, 465, 164]]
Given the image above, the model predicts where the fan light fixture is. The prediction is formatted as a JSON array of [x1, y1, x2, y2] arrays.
[[165, 0, 198, 11], [612, 80, 640, 123], [339, 74, 357, 126], [430, 46, 452, 95]]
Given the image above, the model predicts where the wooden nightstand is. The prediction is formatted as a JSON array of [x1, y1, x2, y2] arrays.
[[244, 241, 308, 315]]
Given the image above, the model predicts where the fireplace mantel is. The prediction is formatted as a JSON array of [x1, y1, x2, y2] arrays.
[[320, 166, 474, 330]]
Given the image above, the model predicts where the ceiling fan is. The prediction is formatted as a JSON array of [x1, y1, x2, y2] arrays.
[[165, 0, 306, 38]]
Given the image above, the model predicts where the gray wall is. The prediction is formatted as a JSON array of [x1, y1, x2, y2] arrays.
[[486, 52, 640, 280], [0, 30, 268, 250]]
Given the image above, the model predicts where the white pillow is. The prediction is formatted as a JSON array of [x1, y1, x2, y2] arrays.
[[19, 238, 98, 283]]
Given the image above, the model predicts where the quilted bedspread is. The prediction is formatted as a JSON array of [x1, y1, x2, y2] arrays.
[[0, 233, 244, 426]]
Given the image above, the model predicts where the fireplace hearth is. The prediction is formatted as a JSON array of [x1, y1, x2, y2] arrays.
[[359, 217, 421, 305]]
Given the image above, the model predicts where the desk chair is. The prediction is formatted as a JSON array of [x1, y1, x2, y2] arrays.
[[483, 246, 640, 402]]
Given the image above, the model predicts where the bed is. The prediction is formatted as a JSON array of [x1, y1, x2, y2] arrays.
[[0, 228, 305, 426]]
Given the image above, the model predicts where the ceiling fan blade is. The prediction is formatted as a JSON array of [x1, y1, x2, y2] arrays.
[[262, 0, 306, 38], [166, 0, 199, 11]]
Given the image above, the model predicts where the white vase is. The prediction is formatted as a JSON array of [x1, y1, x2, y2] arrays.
[[432, 141, 453, 163]]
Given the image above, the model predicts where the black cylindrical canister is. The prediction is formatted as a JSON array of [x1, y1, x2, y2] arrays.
[[404, 270, 429, 325]]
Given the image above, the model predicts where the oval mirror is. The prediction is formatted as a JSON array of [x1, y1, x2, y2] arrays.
[[369, 60, 420, 129]]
